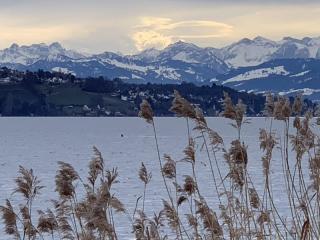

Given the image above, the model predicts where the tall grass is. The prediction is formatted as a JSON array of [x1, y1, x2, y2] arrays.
[[1, 92, 319, 239]]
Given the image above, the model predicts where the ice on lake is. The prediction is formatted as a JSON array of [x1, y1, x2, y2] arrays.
[[0, 117, 316, 239]]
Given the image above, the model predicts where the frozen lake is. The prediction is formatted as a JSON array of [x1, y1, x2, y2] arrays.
[[0, 117, 316, 239]]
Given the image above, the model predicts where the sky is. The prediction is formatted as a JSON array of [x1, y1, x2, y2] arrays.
[[0, 0, 320, 54]]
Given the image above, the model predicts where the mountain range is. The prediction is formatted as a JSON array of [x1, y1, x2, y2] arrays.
[[0, 36, 320, 100]]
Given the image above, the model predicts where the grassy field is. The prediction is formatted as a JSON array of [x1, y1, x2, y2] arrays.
[[0, 83, 137, 116], [41, 84, 137, 115]]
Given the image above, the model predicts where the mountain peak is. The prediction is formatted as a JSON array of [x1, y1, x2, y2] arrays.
[[165, 40, 199, 50], [139, 47, 159, 54], [9, 43, 19, 50], [135, 47, 160, 61], [302, 37, 312, 42], [175, 40, 187, 45], [282, 36, 300, 42], [237, 38, 253, 45], [253, 36, 273, 43], [49, 42, 64, 50]]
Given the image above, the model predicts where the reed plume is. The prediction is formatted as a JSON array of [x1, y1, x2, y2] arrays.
[[139, 162, 152, 185], [170, 90, 196, 119], [1, 90, 320, 239], [162, 154, 176, 179], [55, 161, 79, 199], [0, 200, 20, 238], [139, 99, 154, 124], [14, 166, 43, 203]]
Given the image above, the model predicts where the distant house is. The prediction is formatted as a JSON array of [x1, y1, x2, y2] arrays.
[[114, 111, 123, 116], [83, 105, 91, 112], [47, 77, 68, 84], [121, 95, 128, 101], [111, 93, 120, 97]]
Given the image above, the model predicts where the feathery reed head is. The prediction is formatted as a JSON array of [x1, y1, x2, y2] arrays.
[[257, 211, 270, 225], [293, 116, 301, 129], [170, 90, 196, 119], [196, 199, 223, 237], [259, 129, 276, 177], [194, 107, 208, 130], [139, 162, 152, 185], [183, 175, 196, 195], [55, 161, 79, 199], [273, 96, 291, 120], [222, 92, 246, 128], [106, 168, 119, 188], [249, 188, 260, 209], [222, 92, 236, 120], [0, 200, 19, 237], [229, 140, 248, 165], [183, 138, 196, 164], [109, 196, 125, 213], [292, 94, 303, 115], [162, 200, 179, 231], [235, 99, 246, 126], [139, 99, 154, 124], [162, 154, 176, 179], [37, 209, 58, 234], [264, 93, 274, 117], [14, 166, 43, 201], [207, 128, 224, 147], [186, 214, 198, 231], [88, 146, 104, 187], [132, 210, 147, 239], [259, 129, 276, 152]]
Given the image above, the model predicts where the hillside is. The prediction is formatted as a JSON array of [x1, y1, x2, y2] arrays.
[[213, 58, 320, 101], [0, 67, 275, 116]]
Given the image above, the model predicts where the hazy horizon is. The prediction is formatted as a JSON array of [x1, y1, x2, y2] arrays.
[[0, 0, 320, 54], [2, 34, 320, 56]]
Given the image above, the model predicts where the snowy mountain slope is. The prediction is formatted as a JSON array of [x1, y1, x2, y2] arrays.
[[214, 58, 320, 101], [131, 48, 161, 62], [0, 42, 85, 65], [217, 36, 320, 67], [1, 38, 320, 100], [0, 42, 229, 83], [1, 36, 320, 79], [219, 36, 279, 67]]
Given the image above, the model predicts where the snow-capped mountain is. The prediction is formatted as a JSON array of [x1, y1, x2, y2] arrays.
[[0, 41, 229, 83], [218, 36, 320, 67], [132, 48, 161, 62], [1, 37, 320, 100], [213, 58, 320, 101], [0, 42, 86, 65], [218, 36, 279, 67]]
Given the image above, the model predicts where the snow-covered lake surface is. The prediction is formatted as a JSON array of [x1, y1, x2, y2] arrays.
[[0, 117, 317, 239]]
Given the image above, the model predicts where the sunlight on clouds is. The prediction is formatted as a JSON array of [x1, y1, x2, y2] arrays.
[[132, 17, 233, 51], [132, 30, 172, 51], [0, 2, 319, 53], [137, 17, 173, 29]]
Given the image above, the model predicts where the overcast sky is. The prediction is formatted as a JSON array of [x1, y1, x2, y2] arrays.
[[0, 0, 319, 54]]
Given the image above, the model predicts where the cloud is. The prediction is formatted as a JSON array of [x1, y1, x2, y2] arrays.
[[132, 30, 172, 51], [132, 17, 233, 51], [0, 1, 318, 54]]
